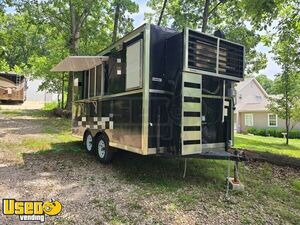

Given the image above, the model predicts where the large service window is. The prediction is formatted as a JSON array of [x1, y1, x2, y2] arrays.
[[107, 49, 126, 95], [104, 38, 143, 95]]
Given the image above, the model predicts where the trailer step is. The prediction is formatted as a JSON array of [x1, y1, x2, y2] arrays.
[[181, 72, 202, 155]]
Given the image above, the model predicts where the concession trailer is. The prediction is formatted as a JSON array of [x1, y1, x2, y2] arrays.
[[0, 73, 27, 103], [52, 24, 245, 164]]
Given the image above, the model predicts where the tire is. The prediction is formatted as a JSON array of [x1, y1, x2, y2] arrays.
[[83, 131, 94, 154], [94, 134, 114, 164]]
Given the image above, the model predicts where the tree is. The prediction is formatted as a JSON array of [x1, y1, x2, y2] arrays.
[[256, 74, 274, 94], [145, 0, 267, 75], [157, 0, 168, 26], [10, 0, 138, 110], [268, 70, 300, 145], [111, 0, 138, 42], [267, 1, 300, 145]]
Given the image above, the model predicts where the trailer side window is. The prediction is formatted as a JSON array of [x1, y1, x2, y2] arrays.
[[96, 65, 102, 96], [89, 68, 96, 97], [107, 49, 126, 94], [74, 72, 84, 100], [126, 40, 143, 90], [84, 70, 89, 99]]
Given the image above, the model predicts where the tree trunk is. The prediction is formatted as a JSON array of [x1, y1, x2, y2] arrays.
[[202, 0, 210, 33], [284, 70, 289, 145], [157, 0, 168, 26], [65, 1, 80, 110], [65, 72, 73, 110], [61, 73, 65, 108], [57, 92, 60, 108], [112, 3, 120, 43]]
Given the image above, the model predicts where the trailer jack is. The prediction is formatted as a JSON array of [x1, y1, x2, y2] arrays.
[[227, 150, 244, 191]]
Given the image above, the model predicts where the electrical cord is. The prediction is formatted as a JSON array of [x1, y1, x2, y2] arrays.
[[225, 155, 231, 199]]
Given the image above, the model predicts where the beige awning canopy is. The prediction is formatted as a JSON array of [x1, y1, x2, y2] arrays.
[[51, 56, 108, 72]]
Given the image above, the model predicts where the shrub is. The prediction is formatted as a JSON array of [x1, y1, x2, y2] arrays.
[[246, 128, 257, 135], [247, 128, 300, 139], [43, 101, 58, 111]]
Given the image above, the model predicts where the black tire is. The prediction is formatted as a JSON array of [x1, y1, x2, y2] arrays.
[[83, 130, 94, 154], [94, 134, 114, 164]]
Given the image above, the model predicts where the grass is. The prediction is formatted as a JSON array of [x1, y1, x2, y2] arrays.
[[111, 153, 300, 224], [0, 108, 79, 155], [235, 133, 300, 158]]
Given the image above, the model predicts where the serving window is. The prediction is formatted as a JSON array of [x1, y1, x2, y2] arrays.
[[103, 38, 144, 95], [107, 49, 126, 95], [126, 40, 143, 90]]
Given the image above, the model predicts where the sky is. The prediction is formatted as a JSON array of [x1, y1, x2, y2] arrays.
[[5, 0, 281, 79]]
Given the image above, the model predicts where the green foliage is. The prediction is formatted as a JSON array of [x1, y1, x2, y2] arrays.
[[4, 0, 138, 108], [246, 128, 300, 139], [255, 74, 274, 94], [0, 59, 10, 72], [145, 0, 267, 75], [111, 0, 139, 40], [43, 101, 59, 111], [268, 71, 300, 132]]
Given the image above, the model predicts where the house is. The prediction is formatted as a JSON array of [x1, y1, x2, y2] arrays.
[[234, 77, 300, 132]]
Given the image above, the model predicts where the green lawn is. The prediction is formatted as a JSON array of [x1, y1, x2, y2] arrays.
[[235, 133, 300, 158]]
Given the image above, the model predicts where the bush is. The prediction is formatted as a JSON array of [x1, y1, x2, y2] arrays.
[[246, 128, 300, 139], [43, 101, 58, 111], [247, 128, 258, 135]]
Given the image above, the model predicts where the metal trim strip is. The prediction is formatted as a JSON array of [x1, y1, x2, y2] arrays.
[[183, 102, 201, 112], [74, 89, 143, 103], [183, 117, 202, 126], [183, 131, 201, 141]]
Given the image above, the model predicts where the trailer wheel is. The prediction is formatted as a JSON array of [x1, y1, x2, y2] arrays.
[[95, 134, 113, 164], [83, 131, 94, 154]]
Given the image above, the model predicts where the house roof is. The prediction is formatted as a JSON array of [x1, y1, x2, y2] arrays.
[[235, 77, 271, 113], [235, 77, 269, 98]]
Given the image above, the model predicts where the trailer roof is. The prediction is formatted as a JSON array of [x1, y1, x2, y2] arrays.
[[51, 56, 108, 72]]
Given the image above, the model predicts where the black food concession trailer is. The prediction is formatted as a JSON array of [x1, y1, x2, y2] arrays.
[[52, 24, 245, 163]]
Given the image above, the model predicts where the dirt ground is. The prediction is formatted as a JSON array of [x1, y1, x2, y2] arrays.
[[0, 101, 44, 110], [0, 110, 299, 225]]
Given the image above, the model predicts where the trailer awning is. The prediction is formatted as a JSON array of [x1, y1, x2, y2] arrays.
[[51, 56, 108, 72]]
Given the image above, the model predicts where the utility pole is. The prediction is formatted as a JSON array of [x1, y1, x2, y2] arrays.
[[202, 0, 226, 33], [157, 0, 168, 26], [202, 0, 210, 32]]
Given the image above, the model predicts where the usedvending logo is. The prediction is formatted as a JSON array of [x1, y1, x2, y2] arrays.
[[2, 199, 62, 222]]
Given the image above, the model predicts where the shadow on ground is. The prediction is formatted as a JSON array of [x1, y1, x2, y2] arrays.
[[16, 141, 229, 191], [0, 109, 70, 136], [0, 109, 51, 117]]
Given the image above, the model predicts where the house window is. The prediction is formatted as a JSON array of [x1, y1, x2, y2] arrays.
[[255, 95, 262, 102], [245, 114, 253, 126], [268, 113, 278, 127]]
